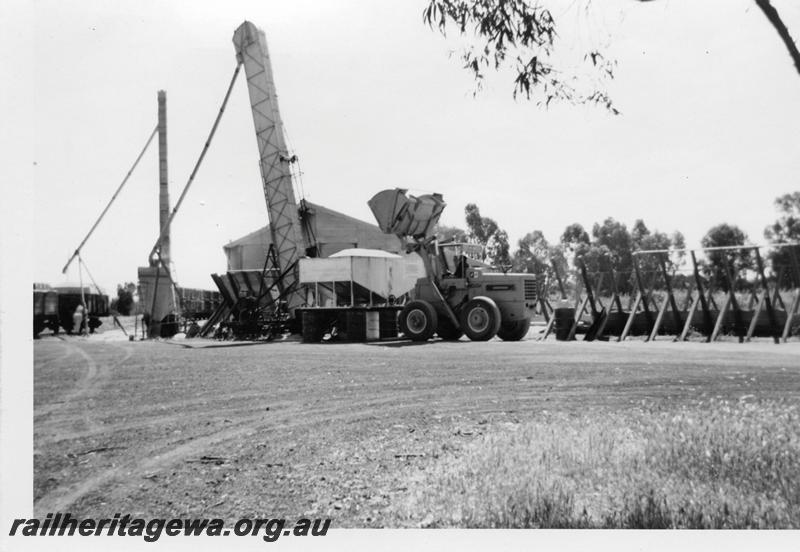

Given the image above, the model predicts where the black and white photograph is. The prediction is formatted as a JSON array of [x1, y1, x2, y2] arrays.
[[2, 0, 800, 550]]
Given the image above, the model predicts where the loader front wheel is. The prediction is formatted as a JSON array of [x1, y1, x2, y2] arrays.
[[460, 297, 501, 341], [497, 318, 531, 341], [399, 300, 438, 341]]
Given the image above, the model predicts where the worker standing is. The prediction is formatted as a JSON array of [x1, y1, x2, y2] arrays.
[[73, 304, 86, 335]]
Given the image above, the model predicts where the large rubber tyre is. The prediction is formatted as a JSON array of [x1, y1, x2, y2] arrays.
[[436, 316, 464, 341], [459, 296, 501, 341], [399, 300, 438, 342], [497, 318, 531, 341]]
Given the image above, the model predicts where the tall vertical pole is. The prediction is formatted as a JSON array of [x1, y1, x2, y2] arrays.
[[157, 90, 171, 266]]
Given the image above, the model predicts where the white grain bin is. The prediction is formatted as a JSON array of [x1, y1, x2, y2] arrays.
[[299, 248, 424, 306]]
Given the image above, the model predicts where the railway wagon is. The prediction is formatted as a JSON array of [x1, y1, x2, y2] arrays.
[[176, 287, 223, 320], [33, 283, 60, 337], [53, 285, 110, 334]]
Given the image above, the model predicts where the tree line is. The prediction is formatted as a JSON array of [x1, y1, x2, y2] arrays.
[[435, 191, 800, 292]]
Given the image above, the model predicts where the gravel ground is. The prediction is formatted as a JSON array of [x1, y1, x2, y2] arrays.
[[33, 332, 800, 526]]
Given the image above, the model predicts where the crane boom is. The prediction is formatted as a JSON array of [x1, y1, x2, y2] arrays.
[[233, 21, 305, 313], [62, 125, 158, 274]]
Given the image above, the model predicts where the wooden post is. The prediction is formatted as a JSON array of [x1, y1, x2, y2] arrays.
[[540, 296, 551, 322], [754, 248, 780, 343], [539, 275, 552, 323], [595, 308, 611, 340], [619, 291, 642, 342], [658, 253, 682, 336], [582, 268, 607, 342], [745, 292, 765, 342], [788, 246, 800, 288], [784, 246, 800, 342], [680, 280, 695, 311], [595, 270, 620, 340], [783, 290, 799, 342], [722, 258, 745, 343], [746, 289, 757, 311], [770, 266, 787, 310], [594, 271, 606, 309], [691, 250, 714, 338], [579, 259, 600, 318], [611, 270, 624, 313], [679, 293, 700, 341], [539, 276, 556, 340], [647, 293, 669, 342], [707, 280, 720, 311], [633, 256, 653, 331], [540, 313, 557, 341], [573, 273, 583, 311], [551, 259, 567, 300], [567, 295, 590, 341], [710, 293, 731, 342]]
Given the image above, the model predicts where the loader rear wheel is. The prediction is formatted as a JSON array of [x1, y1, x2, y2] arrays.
[[399, 300, 438, 341], [497, 318, 531, 341], [460, 297, 501, 341], [436, 317, 464, 341]]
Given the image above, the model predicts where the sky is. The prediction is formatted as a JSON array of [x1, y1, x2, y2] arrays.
[[19, 0, 800, 292]]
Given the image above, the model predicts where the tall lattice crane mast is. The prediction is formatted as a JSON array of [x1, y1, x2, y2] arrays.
[[233, 21, 306, 313]]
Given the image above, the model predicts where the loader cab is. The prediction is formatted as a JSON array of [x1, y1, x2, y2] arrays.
[[438, 242, 487, 279]]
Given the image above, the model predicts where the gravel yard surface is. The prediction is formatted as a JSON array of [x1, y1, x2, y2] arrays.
[[33, 333, 800, 527]]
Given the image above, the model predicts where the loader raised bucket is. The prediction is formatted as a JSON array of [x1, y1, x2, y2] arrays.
[[368, 188, 446, 240]]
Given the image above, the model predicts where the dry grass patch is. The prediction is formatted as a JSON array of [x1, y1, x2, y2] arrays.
[[398, 399, 800, 528]]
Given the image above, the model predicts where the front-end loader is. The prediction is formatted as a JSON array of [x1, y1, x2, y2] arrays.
[[368, 189, 538, 342]]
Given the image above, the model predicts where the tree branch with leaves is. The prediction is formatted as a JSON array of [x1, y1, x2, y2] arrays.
[[423, 0, 619, 112], [424, 0, 799, 112]]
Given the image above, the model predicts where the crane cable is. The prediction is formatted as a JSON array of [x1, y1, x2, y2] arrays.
[[283, 126, 319, 254], [62, 124, 159, 274], [77, 254, 103, 295]]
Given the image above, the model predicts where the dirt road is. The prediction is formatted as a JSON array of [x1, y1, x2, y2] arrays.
[[33, 335, 800, 526]]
